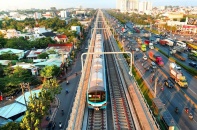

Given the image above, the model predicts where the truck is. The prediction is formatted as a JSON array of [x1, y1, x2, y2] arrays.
[[141, 44, 146, 52], [164, 39, 174, 46], [170, 46, 186, 61], [149, 43, 154, 49], [149, 51, 164, 66], [169, 63, 188, 88], [188, 50, 197, 61], [160, 110, 179, 130], [171, 46, 185, 54], [159, 40, 167, 46], [173, 53, 186, 61]]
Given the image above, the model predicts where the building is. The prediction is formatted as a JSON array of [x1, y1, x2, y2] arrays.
[[71, 26, 81, 34], [5, 29, 21, 39], [34, 12, 42, 19], [0, 48, 24, 59], [12, 63, 38, 76], [116, 0, 139, 12], [60, 10, 69, 18], [54, 35, 68, 43], [138, 1, 152, 13]]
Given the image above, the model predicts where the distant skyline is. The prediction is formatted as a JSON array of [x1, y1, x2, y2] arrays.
[[0, 0, 196, 10]]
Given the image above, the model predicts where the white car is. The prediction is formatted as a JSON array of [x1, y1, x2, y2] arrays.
[[143, 55, 148, 60], [135, 48, 140, 52]]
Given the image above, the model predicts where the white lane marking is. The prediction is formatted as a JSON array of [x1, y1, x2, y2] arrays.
[[189, 88, 197, 95]]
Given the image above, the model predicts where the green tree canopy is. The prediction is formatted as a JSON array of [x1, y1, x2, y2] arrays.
[[37, 52, 48, 59], [40, 65, 60, 79]]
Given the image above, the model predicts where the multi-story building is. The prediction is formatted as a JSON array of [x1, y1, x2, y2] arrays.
[[60, 10, 69, 18], [138, 1, 152, 13], [116, 0, 139, 12], [34, 12, 42, 19]]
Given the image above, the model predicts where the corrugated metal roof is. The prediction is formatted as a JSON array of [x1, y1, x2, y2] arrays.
[[0, 102, 26, 119], [15, 89, 41, 105]]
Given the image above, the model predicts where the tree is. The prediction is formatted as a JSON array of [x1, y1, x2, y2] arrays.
[[37, 52, 48, 59], [20, 88, 59, 130], [0, 122, 21, 130], [0, 37, 6, 48], [0, 51, 19, 60], [42, 78, 61, 98], [40, 65, 60, 80], [5, 37, 30, 50]]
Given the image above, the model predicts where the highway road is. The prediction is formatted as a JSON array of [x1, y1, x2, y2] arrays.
[[134, 53, 197, 129], [108, 15, 197, 129]]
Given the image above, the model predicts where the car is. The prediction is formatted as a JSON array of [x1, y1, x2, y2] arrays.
[[135, 48, 140, 52], [151, 61, 157, 69], [164, 79, 174, 88], [189, 62, 197, 68], [143, 55, 147, 60]]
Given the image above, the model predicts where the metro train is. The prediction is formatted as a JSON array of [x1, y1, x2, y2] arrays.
[[87, 34, 107, 110]]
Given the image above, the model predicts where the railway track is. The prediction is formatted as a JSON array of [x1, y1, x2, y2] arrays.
[[104, 29, 135, 130], [87, 110, 107, 130]]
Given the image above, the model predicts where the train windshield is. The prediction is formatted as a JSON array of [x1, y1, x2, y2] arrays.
[[88, 91, 105, 103]]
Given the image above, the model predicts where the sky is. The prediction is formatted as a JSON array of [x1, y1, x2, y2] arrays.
[[0, 0, 196, 10]]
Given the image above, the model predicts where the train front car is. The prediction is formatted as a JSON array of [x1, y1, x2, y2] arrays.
[[87, 34, 107, 110]]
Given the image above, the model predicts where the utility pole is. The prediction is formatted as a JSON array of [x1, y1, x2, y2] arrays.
[[20, 82, 32, 110]]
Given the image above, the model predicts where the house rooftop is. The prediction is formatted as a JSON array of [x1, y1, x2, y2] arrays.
[[0, 48, 24, 54]]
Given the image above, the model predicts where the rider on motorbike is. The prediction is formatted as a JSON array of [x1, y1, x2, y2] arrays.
[[59, 121, 62, 128], [175, 107, 178, 113]]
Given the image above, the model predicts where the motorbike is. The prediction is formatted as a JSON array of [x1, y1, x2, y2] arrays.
[[65, 90, 69, 94], [175, 107, 178, 114], [185, 108, 189, 113], [66, 81, 69, 85], [61, 110, 64, 115], [189, 113, 193, 120], [161, 87, 164, 91], [59, 122, 62, 128]]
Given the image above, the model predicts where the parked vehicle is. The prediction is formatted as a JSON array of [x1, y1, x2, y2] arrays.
[[149, 43, 154, 49], [169, 63, 188, 88], [189, 62, 197, 68], [141, 44, 146, 52], [148, 51, 164, 66]]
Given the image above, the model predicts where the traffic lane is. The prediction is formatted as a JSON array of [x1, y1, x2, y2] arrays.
[[146, 48, 197, 92], [135, 53, 197, 129], [53, 31, 89, 129], [147, 49, 197, 106], [53, 74, 80, 130], [154, 44, 195, 69], [134, 56, 166, 94], [160, 90, 197, 129]]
